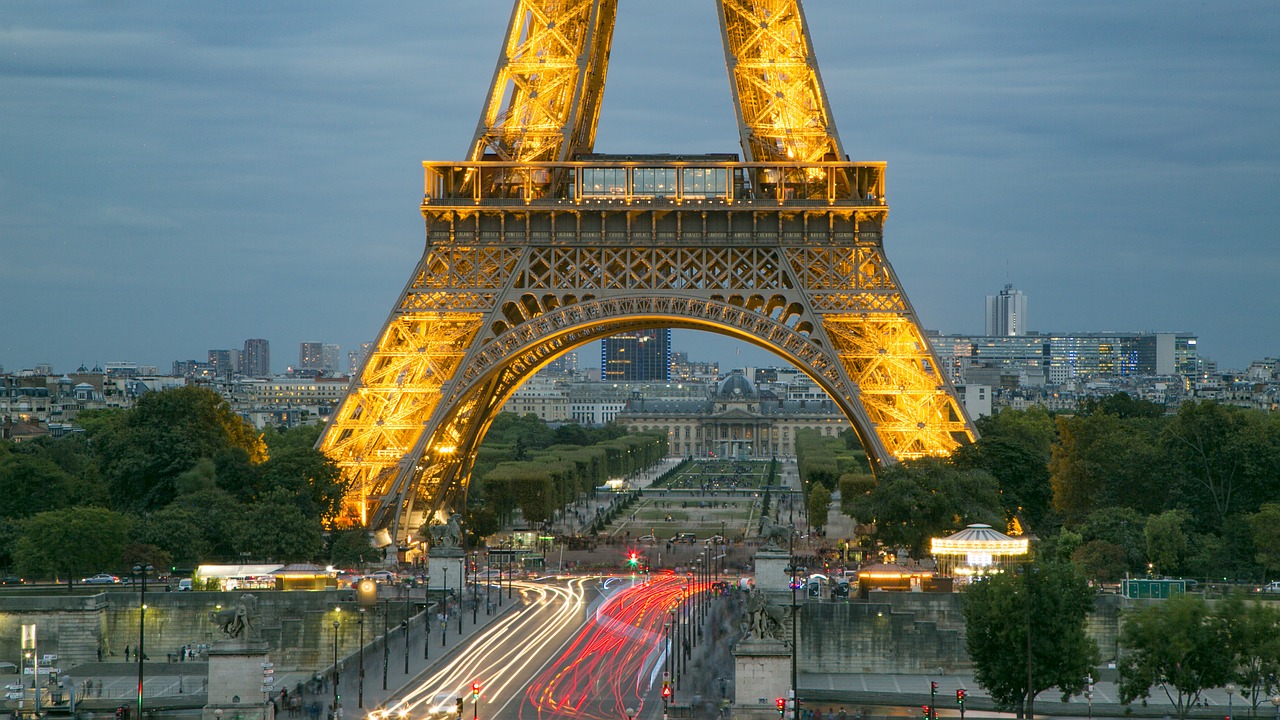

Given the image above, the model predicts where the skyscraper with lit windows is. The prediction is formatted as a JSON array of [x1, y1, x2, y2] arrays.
[[601, 329, 670, 382]]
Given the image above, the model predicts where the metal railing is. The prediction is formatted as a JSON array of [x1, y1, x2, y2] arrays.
[[422, 159, 887, 207]]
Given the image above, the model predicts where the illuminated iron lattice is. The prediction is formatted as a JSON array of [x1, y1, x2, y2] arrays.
[[318, 0, 976, 543]]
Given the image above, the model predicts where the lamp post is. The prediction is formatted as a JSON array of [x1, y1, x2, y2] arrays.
[[331, 620, 340, 718], [132, 562, 153, 720], [789, 529, 799, 720], [1227, 683, 1236, 720], [357, 611, 365, 708], [442, 567, 449, 648], [382, 598, 390, 691], [1269, 694, 1279, 720], [458, 557, 465, 635], [423, 574, 431, 660]]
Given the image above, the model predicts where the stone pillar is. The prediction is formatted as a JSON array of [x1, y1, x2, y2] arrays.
[[733, 639, 792, 720], [753, 550, 792, 593], [203, 641, 274, 720]]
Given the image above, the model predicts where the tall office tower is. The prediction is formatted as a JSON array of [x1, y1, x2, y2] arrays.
[[601, 329, 671, 382], [208, 349, 240, 375], [348, 343, 373, 374], [322, 344, 341, 374], [985, 284, 1028, 336], [299, 342, 325, 372], [543, 352, 578, 375], [242, 338, 271, 377]]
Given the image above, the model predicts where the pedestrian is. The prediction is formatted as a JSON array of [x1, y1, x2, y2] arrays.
[[124, 646, 130, 662]]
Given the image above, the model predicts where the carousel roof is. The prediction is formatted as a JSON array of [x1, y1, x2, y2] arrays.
[[931, 524, 1029, 556]]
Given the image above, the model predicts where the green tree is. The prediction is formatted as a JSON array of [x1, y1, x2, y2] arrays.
[[233, 488, 324, 563], [1163, 401, 1280, 531], [1070, 540, 1128, 583], [952, 407, 1056, 529], [1220, 592, 1280, 715], [1249, 503, 1280, 580], [807, 484, 831, 534], [135, 505, 211, 567], [13, 507, 132, 586], [327, 529, 374, 569], [1144, 510, 1192, 577], [1050, 412, 1165, 526], [1078, 507, 1147, 574], [168, 488, 245, 561], [1118, 593, 1233, 719], [964, 560, 1098, 718], [844, 459, 1003, 557], [0, 454, 78, 519], [91, 386, 266, 511]]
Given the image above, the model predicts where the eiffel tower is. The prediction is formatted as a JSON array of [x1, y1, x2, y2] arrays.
[[319, 0, 976, 544]]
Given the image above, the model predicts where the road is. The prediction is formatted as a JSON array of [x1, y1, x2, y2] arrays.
[[373, 575, 706, 720]]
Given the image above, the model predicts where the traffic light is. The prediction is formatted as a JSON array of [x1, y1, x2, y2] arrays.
[[661, 682, 672, 703], [931, 682, 938, 693], [921, 706, 931, 720], [956, 689, 966, 704], [776, 698, 787, 717], [115, 707, 125, 720], [455, 698, 463, 717], [471, 683, 480, 700], [627, 552, 640, 569]]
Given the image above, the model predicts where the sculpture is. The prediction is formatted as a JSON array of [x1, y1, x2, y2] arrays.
[[744, 589, 787, 641], [428, 513, 463, 549], [758, 516, 793, 551], [211, 593, 262, 642]]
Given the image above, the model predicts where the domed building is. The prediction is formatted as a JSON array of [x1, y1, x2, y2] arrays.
[[618, 369, 848, 458]]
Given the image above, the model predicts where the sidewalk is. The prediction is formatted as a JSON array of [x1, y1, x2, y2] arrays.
[[800, 670, 1264, 718], [284, 591, 516, 720]]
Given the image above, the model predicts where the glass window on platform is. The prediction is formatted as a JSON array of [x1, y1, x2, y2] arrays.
[[682, 168, 728, 198], [582, 167, 627, 197], [634, 168, 677, 197]]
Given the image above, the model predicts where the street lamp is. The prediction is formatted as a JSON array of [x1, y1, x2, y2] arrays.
[[1227, 683, 1236, 720], [357, 611, 365, 708], [132, 562, 153, 720], [423, 573, 431, 660], [331, 620, 340, 717], [442, 567, 449, 648], [1269, 694, 1279, 720]]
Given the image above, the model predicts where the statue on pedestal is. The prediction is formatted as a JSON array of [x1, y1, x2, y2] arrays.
[[423, 513, 464, 556], [743, 589, 787, 641], [211, 594, 262, 642], [758, 516, 793, 552]]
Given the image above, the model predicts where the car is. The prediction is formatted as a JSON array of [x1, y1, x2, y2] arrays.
[[668, 533, 697, 544], [82, 573, 120, 584], [365, 570, 397, 584], [637, 534, 657, 544], [1259, 581, 1280, 594], [426, 692, 460, 718], [704, 535, 726, 545], [177, 578, 193, 592], [0, 576, 24, 586]]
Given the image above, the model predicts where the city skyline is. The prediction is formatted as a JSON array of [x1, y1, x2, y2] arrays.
[[4, 3, 1278, 373]]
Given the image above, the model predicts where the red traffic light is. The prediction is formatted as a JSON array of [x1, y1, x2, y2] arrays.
[[921, 706, 931, 720], [956, 689, 966, 702], [471, 682, 480, 699], [931, 681, 938, 692], [662, 684, 673, 702], [776, 698, 787, 716]]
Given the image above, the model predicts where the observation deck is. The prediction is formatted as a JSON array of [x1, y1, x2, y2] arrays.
[[422, 154, 886, 210]]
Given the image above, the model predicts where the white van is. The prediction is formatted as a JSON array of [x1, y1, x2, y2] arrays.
[[177, 578, 193, 592]]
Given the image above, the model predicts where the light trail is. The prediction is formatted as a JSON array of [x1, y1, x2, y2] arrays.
[[520, 575, 709, 720], [371, 578, 590, 720]]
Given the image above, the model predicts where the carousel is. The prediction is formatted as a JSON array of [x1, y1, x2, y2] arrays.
[[930, 523, 1029, 580]]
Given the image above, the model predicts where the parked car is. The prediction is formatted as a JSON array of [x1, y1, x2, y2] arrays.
[[365, 570, 397, 584], [82, 573, 120, 584], [669, 533, 697, 544], [704, 535, 726, 545], [637, 534, 657, 544], [177, 578, 193, 592]]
